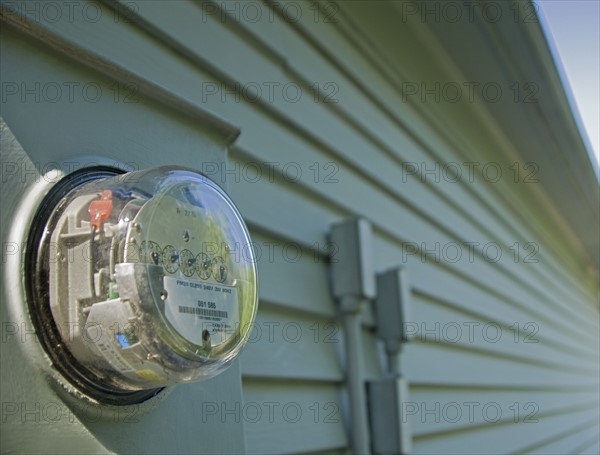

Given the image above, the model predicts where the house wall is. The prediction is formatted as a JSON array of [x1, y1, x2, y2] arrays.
[[1, 1, 598, 454]]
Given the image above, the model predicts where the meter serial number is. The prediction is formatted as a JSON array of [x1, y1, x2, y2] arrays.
[[198, 300, 217, 309]]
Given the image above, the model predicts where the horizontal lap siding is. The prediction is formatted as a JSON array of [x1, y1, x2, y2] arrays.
[[116, 1, 596, 452], [411, 407, 599, 455], [203, 2, 599, 452], [7, 0, 597, 453], [240, 300, 342, 382], [241, 379, 347, 454]]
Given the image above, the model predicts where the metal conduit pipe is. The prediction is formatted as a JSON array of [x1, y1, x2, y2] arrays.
[[341, 295, 370, 454], [329, 219, 375, 455]]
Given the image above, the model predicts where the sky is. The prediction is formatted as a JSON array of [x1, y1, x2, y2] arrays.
[[537, 1, 600, 174]]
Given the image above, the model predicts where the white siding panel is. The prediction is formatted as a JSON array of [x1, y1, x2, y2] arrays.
[[412, 407, 600, 455], [524, 423, 600, 454], [241, 379, 347, 455], [404, 341, 599, 388], [240, 301, 342, 381], [409, 293, 600, 372], [579, 439, 600, 455], [409, 387, 600, 436]]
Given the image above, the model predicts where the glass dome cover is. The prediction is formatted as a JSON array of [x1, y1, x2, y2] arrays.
[[28, 166, 258, 401]]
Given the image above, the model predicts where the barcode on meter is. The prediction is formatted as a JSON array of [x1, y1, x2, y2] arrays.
[[179, 306, 228, 318]]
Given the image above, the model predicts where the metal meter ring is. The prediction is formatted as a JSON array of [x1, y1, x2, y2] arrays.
[[25, 165, 259, 404]]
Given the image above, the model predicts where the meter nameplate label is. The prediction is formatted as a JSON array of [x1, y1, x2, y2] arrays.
[[163, 276, 239, 347]]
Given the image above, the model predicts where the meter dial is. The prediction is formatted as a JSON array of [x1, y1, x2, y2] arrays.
[[179, 249, 196, 277], [141, 241, 162, 266], [211, 256, 227, 283], [196, 253, 212, 280], [162, 245, 179, 274]]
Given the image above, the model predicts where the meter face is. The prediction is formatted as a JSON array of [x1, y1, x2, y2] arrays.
[[27, 166, 258, 400], [124, 182, 250, 350]]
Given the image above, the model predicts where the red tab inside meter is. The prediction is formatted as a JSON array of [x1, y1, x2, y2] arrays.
[[88, 190, 113, 231]]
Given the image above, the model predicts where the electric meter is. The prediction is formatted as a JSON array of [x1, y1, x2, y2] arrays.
[[26, 166, 258, 404]]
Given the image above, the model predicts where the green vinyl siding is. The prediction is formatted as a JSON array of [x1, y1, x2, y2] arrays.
[[1, 1, 597, 454]]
